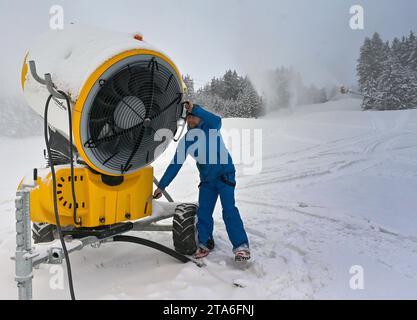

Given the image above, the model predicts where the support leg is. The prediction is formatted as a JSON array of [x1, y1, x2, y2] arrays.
[[15, 189, 33, 300]]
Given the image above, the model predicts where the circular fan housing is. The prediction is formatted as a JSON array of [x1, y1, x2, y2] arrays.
[[77, 53, 183, 176]]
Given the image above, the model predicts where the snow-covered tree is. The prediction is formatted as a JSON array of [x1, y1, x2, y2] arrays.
[[221, 70, 242, 101], [361, 78, 379, 110], [376, 52, 417, 110], [182, 74, 195, 101], [193, 70, 264, 118], [357, 32, 389, 102], [236, 77, 263, 118], [357, 31, 417, 110], [405, 31, 417, 72]]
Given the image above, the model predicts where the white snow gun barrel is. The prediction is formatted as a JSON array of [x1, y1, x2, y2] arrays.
[[22, 25, 187, 176]]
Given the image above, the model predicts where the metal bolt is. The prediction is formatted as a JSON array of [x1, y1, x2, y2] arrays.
[[125, 213, 131, 219], [99, 217, 105, 224], [143, 118, 151, 128]]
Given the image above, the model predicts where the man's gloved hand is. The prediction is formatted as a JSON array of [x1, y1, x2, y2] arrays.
[[184, 100, 194, 113], [153, 188, 164, 199]]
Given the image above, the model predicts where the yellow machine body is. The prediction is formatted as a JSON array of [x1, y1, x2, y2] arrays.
[[29, 166, 153, 228]]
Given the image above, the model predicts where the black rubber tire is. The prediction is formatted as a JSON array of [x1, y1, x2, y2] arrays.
[[173, 203, 198, 255], [32, 223, 56, 244]]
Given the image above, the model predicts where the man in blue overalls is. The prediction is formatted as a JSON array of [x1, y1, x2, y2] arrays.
[[154, 101, 250, 261]]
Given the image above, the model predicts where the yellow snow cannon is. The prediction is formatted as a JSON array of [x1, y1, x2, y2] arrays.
[[15, 25, 200, 301], [20, 25, 187, 228]]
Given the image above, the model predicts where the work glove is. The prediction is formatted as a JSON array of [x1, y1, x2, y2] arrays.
[[183, 100, 194, 113], [153, 188, 164, 199]]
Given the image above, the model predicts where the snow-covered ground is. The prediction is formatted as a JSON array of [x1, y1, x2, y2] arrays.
[[1, 98, 417, 299]]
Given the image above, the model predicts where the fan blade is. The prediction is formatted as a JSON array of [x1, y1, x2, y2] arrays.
[[94, 96, 118, 114], [84, 121, 144, 148], [150, 92, 182, 121], [121, 126, 145, 173], [145, 57, 157, 118], [111, 69, 132, 97]]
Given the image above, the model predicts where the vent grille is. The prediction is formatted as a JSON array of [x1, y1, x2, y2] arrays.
[[56, 175, 86, 210]]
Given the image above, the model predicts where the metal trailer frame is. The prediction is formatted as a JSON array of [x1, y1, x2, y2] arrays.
[[14, 186, 200, 300]]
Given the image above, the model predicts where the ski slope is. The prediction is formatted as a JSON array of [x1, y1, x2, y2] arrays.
[[1, 98, 417, 299]]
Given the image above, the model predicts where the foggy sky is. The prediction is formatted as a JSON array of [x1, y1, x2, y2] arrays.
[[1, 0, 417, 95]]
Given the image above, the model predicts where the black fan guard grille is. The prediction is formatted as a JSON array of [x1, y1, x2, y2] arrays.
[[80, 55, 183, 175]]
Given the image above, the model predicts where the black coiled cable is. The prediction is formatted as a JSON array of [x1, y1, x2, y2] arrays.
[[44, 92, 77, 300]]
